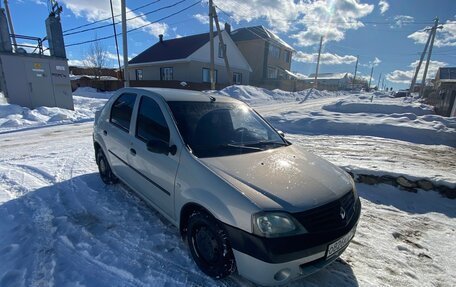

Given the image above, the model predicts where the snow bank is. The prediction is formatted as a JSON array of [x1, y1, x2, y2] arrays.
[[216, 85, 344, 105], [0, 88, 111, 133], [323, 97, 434, 116]]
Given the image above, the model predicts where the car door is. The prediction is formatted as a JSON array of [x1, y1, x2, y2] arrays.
[[128, 95, 180, 219], [103, 92, 138, 183]]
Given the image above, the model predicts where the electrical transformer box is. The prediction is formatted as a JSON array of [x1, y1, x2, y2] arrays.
[[0, 53, 74, 110]]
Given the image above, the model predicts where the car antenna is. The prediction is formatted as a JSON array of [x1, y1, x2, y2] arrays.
[[209, 95, 216, 102]]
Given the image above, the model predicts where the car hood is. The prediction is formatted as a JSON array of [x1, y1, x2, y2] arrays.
[[199, 145, 353, 212]]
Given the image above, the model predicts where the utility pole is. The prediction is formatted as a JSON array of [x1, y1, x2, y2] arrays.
[[212, 6, 232, 85], [352, 55, 359, 90], [377, 72, 382, 90], [409, 26, 433, 96], [368, 65, 374, 90], [110, 0, 122, 80], [121, 0, 129, 87], [3, 0, 17, 52], [314, 36, 323, 89], [209, 0, 215, 90], [420, 18, 442, 98]]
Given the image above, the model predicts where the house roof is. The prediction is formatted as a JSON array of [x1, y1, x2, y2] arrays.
[[437, 67, 456, 80], [128, 32, 218, 64], [230, 25, 294, 51], [307, 73, 348, 80]]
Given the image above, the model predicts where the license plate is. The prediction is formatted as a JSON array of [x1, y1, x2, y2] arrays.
[[326, 228, 355, 258]]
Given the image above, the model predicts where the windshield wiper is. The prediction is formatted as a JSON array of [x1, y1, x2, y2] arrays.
[[222, 143, 264, 151], [245, 140, 288, 147]]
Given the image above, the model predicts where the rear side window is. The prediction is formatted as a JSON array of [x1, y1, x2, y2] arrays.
[[110, 93, 137, 132], [136, 96, 170, 143]]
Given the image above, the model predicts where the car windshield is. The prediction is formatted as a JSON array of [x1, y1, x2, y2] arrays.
[[168, 101, 287, 158]]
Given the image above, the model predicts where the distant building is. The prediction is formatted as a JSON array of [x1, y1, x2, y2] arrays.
[[128, 29, 251, 87], [230, 25, 296, 85], [69, 66, 119, 79], [429, 67, 456, 116], [304, 73, 353, 91]]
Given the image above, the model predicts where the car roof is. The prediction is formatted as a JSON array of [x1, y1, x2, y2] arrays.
[[120, 87, 240, 103]]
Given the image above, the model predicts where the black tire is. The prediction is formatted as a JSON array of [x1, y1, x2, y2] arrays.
[[96, 149, 118, 184], [187, 211, 236, 279]]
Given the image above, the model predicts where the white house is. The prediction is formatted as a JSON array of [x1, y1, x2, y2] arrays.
[[128, 29, 252, 86]]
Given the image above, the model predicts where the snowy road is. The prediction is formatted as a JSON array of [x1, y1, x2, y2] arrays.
[[1, 122, 455, 287]]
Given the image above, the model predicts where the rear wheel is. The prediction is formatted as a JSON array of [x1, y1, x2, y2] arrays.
[[187, 211, 236, 279], [96, 149, 118, 184]]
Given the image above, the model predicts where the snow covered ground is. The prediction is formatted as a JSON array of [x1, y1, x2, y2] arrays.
[[0, 86, 455, 286]]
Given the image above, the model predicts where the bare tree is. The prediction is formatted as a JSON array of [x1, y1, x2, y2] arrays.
[[83, 37, 107, 79]]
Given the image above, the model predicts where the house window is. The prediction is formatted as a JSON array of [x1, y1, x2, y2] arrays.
[[268, 44, 280, 59], [284, 50, 291, 63], [232, 72, 242, 84], [160, 67, 173, 81], [267, 66, 278, 79], [202, 68, 217, 83], [135, 69, 143, 80], [218, 42, 226, 58]]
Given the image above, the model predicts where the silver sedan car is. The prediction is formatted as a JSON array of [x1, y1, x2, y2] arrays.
[[93, 87, 361, 286]]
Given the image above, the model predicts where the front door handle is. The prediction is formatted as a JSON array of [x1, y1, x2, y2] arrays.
[[130, 148, 136, 156]]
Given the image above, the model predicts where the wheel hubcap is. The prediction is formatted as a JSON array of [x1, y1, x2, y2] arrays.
[[193, 226, 220, 264]]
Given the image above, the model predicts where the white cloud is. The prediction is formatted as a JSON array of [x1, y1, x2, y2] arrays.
[[392, 15, 414, 28], [290, 0, 374, 47], [294, 51, 357, 65], [216, 0, 374, 47], [378, 0, 389, 15], [68, 59, 85, 66], [215, 0, 305, 33], [32, 0, 47, 6], [386, 60, 447, 84], [371, 57, 381, 67], [193, 13, 209, 25], [408, 20, 456, 47], [59, 0, 168, 37]]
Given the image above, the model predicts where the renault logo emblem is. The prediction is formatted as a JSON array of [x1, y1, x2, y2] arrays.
[[340, 207, 346, 220]]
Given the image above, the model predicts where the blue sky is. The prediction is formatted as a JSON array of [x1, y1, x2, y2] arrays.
[[5, 0, 456, 89]]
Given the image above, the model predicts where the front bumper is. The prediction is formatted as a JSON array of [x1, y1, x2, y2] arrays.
[[223, 199, 361, 285]]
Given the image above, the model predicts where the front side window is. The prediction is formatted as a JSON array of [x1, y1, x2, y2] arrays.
[[160, 67, 173, 81], [135, 69, 143, 80], [202, 68, 218, 83], [233, 72, 242, 84], [168, 101, 286, 158], [136, 97, 170, 143], [110, 93, 137, 132]]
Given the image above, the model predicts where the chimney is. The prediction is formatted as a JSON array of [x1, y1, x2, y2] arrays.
[[224, 23, 231, 35], [159, 34, 163, 43]]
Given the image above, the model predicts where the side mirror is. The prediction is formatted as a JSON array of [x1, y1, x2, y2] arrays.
[[147, 140, 177, 155], [277, 130, 285, 138]]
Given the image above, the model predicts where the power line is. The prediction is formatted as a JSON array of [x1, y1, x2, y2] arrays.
[[65, 0, 201, 47], [63, 0, 189, 37], [63, 0, 161, 33]]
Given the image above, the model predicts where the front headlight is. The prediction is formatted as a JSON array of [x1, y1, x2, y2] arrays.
[[252, 212, 307, 238]]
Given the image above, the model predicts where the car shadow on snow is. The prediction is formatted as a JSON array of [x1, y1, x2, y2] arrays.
[[356, 183, 456, 218], [0, 173, 359, 287]]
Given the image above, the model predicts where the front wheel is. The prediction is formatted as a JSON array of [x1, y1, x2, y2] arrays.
[[187, 211, 236, 279], [96, 149, 118, 184]]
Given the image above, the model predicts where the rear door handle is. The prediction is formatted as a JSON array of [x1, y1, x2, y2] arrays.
[[130, 148, 136, 156], [103, 130, 107, 136]]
